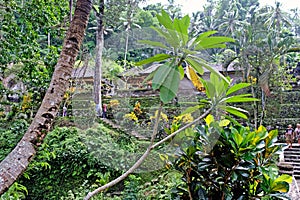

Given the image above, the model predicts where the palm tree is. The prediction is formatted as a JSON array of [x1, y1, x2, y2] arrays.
[[224, 3, 298, 128], [0, 0, 92, 194]]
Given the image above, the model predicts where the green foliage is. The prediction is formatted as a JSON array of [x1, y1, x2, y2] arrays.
[[0, 0, 69, 121], [122, 175, 141, 200], [16, 126, 113, 199], [0, 182, 28, 200], [0, 119, 28, 161], [136, 10, 234, 103], [14, 123, 152, 199], [182, 74, 257, 120], [168, 117, 291, 199], [137, 171, 186, 200]]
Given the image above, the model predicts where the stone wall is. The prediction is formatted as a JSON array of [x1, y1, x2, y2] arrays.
[[263, 90, 300, 139]]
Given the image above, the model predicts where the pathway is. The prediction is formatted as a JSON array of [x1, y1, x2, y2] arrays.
[[282, 144, 300, 199]]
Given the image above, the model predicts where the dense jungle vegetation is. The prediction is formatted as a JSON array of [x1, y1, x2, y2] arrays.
[[0, 0, 300, 199]]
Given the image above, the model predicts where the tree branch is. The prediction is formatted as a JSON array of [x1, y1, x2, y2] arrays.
[[84, 103, 163, 200], [151, 107, 212, 149], [84, 105, 213, 199]]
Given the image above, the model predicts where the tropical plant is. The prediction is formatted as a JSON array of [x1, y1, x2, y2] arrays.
[[136, 10, 235, 103], [84, 10, 259, 199], [179, 72, 257, 122], [169, 116, 292, 199]]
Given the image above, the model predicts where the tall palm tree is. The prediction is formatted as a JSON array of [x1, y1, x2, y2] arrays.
[[0, 0, 92, 194]]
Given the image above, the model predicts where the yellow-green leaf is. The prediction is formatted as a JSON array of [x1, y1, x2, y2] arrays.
[[219, 119, 230, 127], [274, 174, 293, 184], [205, 114, 214, 126]]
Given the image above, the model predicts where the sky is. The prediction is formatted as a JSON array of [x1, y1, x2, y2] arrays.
[[141, 0, 300, 14]]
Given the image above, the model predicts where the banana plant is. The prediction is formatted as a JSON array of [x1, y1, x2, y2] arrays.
[[135, 10, 235, 103]]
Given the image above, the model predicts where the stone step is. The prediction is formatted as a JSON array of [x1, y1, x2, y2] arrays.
[[286, 148, 300, 150], [293, 166, 300, 170], [285, 151, 300, 156], [285, 151, 300, 155], [285, 159, 300, 164], [294, 171, 300, 175], [285, 155, 300, 159], [283, 144, 300, 196]]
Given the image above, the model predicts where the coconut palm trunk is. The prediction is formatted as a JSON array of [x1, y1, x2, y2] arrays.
[[0, 0, 92, 194]]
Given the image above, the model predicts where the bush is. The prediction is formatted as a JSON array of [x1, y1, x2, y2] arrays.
[[167, 116, 292, 199], [18, 126, 123, 199]]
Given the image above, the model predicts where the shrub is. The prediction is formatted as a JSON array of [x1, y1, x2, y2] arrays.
[[168, 116, 291, 199]]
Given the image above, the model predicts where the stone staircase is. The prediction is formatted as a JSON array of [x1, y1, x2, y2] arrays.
[[281, 144, 300, 199], [284, 145, 300, 181], [264, 90, 300, 141]]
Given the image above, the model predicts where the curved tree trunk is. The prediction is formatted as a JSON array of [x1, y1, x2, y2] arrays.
[[0, 0, 92, 194]]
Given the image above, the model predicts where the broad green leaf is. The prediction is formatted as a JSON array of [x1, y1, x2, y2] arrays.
[[180, 105, 204, 115], [205, 114, 214, 126], [156, 10, 174, 30], [186, 57, 204, 75], [159, 66, 180, 103], [210, 73, 225, 96], [219, 119, 230, 127], [219, 94, 253, 104], [193, 30, 218, 45], [152, 26, 180, 49], [226, 83, 251, 95], [166, 29, 181, 48], [270, 182, 290, 193], [199, 77, 214, 99], [206, 81, 216, 100], [232, 132, 244, 147], [210, 72, 220, 86], [182, 48, 198, 55], [222, 106, 249, 119], [198, 77, 216, 99], [160, 86, 177, 103], [174, 15, 190, 45], [189, 56, 229, 84], [136, 54, 171, 66], [151, 26, 169, 38], [274, 174, 293, 184], [198, 44, 227, 49], [179, 15, 189, 36], [195, 37, 235, 50], [178, 65, 185, 79], [156, 11, 181, 48], [138, 40, 169, 50], [224, 96, 258, 103], [243, 131, 256, 145], [152, 64, 172, 90]]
